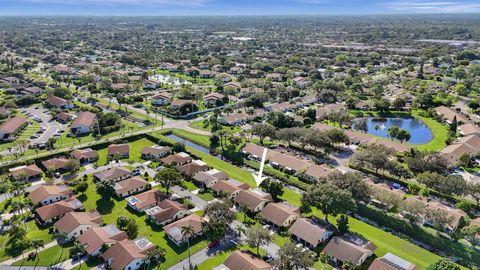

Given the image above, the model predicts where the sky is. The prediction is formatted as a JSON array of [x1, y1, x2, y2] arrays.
[[1, 0, 480, 16]]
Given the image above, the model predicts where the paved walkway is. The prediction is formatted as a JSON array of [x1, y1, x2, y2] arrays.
[[0, 240, 58, 266], [53, 255, 89, 270]]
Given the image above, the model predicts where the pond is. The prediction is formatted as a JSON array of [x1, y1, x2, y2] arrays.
[[354, 117, 433, 145], [149, 74, 191, 85], [166, 134, 210, 154], [166, 134, 226, 160]]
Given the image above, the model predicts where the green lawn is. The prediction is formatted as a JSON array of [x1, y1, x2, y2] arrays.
[[0, 220, 54, 262], [13, 243, 71, 267], [77, 175, 209, 269], [172, 129, 212, 149], [412, 110, 448, 151]]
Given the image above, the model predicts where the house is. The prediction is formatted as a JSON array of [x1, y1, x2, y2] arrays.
[[288, 218, 334, 248], [302, 164, 334, 182], [322, 234, 376, 267], [141, 145, 171, 160], [424, 200, 467, 233], [9, 164, 42, 181], [292, 76, 311, 87], [143, 79, 160, 90], [28, 184, 73, 206], [126, 189, 168, 212], [1, 76, 20, 86], [35, 197, 83, 224], [368, 253, 419, 270], [203, 92, 225, 107], [266, 102, 296, 112], [233, 189, 273, 213], [440, 134, 480, 165], [54, 64, 70, 74], [70, 111, 97, 135], [108, 144, 130, 159], [0, 116, 28, 141], [151, 92, 172, 106], [316, 103, 347, 119], [266, 73, 283, 82], [224, 82, 241, 90], [239, 87, 263, 98], [71, 148, 98, 163], [161, 152, 192, 166], [177, 160, 209, 177], [216, 73, 234, 82], [198, 62, 209, 69], [218, 108, 265, 126], [146, 199, 190, 226], [219, 112, 249, 126], [45, 96, 74, 110], [199, 70, 214, 79], [211, 179, 250, 198], [269, 152, 310, 175], [242, 143, 272, 161], [22, 86, 43, 96], [214, 250, 272, 270], [54, 210, 103, 240], [94, 167, 132, 182], [260, 202, 301, 228], [0, 106, 10, 116], [163, 214, 206, 246], [55, 112, 75, 124], [297, 95, 317, 107], [435, 106, 468, 124], [41, 158, 71, 172], [101, 238, 155, 270], [170, 99, 195, 109], [77, 225, 128, 257], [459, 123, 480, 136], [193, 168, 228, 188], [114, 177, 151, 198]]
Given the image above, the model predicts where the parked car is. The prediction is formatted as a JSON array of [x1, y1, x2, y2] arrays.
[[208, 240, 220, 248], [263, 255, 273, 263]]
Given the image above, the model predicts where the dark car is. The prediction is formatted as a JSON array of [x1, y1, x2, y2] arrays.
[[208, 240, 220, 248]]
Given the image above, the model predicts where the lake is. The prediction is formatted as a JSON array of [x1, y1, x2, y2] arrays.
[[149, 74, 191, 85], [355, 117, 433, 145]]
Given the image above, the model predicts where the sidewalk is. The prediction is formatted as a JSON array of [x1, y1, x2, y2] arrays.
[[53, 255, 89, 270]]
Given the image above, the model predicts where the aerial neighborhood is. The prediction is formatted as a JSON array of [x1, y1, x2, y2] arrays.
[[0, 13, 479, 270]]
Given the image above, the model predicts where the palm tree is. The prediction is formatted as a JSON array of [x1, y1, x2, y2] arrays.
[[56, 231, 69, 264], [31, 239, 45, 260], [181, 225, 195, 270], [154, 246, 166, 270]]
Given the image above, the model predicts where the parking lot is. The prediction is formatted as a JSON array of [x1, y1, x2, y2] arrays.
[[22, 106, 68, 145]]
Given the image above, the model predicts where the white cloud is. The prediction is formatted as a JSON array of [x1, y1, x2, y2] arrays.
[[383, 1, 480, 12], [23, 0, 208, 6]]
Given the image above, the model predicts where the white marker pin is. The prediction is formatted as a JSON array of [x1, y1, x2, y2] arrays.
[[252, 147, 268, 187]]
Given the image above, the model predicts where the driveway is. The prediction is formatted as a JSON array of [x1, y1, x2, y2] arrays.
[[171, 186, 208, 210]]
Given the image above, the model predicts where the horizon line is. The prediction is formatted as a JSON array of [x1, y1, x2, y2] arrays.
[[1, 13, 480, 17]]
